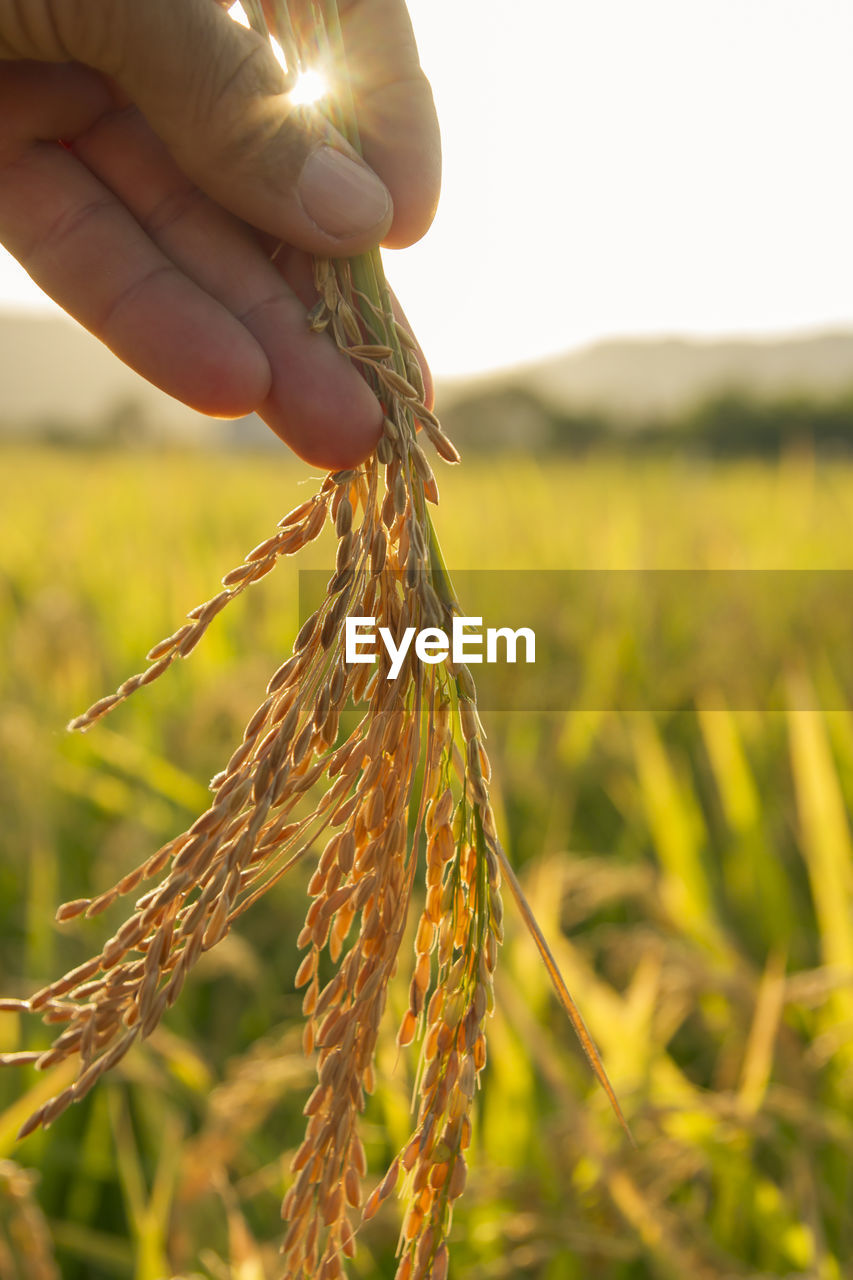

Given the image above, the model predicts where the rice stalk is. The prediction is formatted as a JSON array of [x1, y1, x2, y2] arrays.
[[0, 1160, 58, 1280], [0, 3, 629, 1275]]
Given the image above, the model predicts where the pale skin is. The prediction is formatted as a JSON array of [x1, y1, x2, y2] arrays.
[[0, 0, 440, 468]]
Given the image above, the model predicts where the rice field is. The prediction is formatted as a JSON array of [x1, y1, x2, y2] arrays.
[[1, 445, 852, 1279]]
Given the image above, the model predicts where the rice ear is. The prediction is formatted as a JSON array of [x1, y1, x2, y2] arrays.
[[2, 4, 627, 1277]]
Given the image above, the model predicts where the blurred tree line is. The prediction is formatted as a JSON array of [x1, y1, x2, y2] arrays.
[[441, 386, 853, 458], [5, 384, 853, 459]]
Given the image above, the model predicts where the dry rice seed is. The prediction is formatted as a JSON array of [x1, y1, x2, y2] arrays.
[[145, 634, 181, 661], [322, 275, 339, 312], [69, 693, 119, 729], [412, 403, 441, 430], [340, 1218, 356, 1259], [422, 422, 461, 465], [54, 899, 91, 923], [380, 488, 396, 529], [392, 320, 418, 351], [349, 344, 394, 360], [377, 366, 419, 399], [411, 446, 435, 489], [335, 497, 353, 537], [304, 501, 329, 541], [278, 499, 317, 529], [370, 528, 387, 572], [459, 699, 478, 742], [344, 1166, 361, 1207], [393, 470, 408, 515], [294, 613, 318, 651], [328, 565, 354, 596], [307, 301, 329, 332], [432, 1244, 449, 1280], [246, 533, 284, 562], [17, 1106, 48, 1141], [377, 437, 394, 464], [338, 301, 362, 343], [404, 352, 425, 399], [221, 561, 257, 588]]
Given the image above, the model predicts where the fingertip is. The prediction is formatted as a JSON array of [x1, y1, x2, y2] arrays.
[[245, 292, 384, 467], [256, 335, 383, 468], [380, 167, 440, 249], [182, 356, 271, 420], [260, 393, 383, 470], [296, 145, 394, 250], [191, 334, 272, 419], [358, 80, 442, 249]]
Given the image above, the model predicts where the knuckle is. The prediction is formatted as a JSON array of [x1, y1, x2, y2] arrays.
[[141, 182, 204, 240], [7, 189, 113, 277], [0, 0, 64, 58], [39, 194, 114, 258], [52, 0, 127, 74], [211, 31, 285, 101], [0, 0, 125, 68], [196, 42, 310, 179], [206, 104, 298, 179]]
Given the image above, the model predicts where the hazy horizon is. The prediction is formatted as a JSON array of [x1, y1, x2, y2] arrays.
[[3, 309, 853, 445]]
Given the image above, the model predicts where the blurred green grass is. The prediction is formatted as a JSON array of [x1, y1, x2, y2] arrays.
[[1, 445, 852, 1279]]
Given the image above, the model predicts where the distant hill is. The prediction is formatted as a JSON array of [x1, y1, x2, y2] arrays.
[[3, 310, 853, 448], [438, 330, 853, 425]]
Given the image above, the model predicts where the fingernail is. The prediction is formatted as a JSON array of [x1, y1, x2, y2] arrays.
[[298, 146, 391, 238]]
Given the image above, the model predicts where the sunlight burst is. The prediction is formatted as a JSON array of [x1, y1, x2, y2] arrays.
[[289, 67, 329, 106], [227, 4, 328, 107], [227, 2, 250, 27]]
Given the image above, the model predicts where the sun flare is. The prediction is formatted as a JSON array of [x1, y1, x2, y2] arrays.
[[227, 2, 250, 28], [288, 67, 329, 106]]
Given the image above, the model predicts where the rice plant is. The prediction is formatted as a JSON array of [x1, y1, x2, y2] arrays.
[[0, 5, 626, 1277]]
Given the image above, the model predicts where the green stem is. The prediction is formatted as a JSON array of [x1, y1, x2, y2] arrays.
[[427, 519, 457, 616]]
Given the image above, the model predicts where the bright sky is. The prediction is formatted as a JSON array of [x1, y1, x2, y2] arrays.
[[2, 0, 853, 378]]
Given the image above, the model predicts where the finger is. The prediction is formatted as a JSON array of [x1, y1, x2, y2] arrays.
[[71, 104, 383, 467], [0, 137, 270, 417], [266, 241, 434, 414], [3, 0, 394, 254], [336, 0, 441, 247], [0, 60, 113, 163]]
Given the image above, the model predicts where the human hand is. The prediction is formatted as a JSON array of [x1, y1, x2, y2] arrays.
[[0, 0, 440, 467]]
